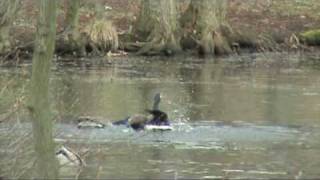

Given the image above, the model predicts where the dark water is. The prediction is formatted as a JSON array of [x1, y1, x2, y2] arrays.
[[1, 53, 320, 179]]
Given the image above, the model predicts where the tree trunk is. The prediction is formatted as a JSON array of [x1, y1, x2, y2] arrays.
[[58, 0, 88, 56], [134, 0, 154, 40], [181, 0, 232, 56], [65, 0, 80, 39], [29, 0, 58, 178], [65, 0, 81, 46], [0, 1, 19, 54], [134, 0, 180, 56]]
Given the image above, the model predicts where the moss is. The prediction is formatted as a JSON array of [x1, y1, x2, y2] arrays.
[[300, 29, 320, 45]]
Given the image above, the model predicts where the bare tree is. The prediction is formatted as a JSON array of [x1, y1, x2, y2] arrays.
[[0, 1, 19, 54], [134, 0, 180, 56], [64, 0, 81, 49], [181, 0, 232, 56], [29, 0, 58, 178], [58, 0, 90, 56], [65, 0, 80, 40]]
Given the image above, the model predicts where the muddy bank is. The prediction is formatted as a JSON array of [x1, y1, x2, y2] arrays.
[[2, 0, 320, 62]]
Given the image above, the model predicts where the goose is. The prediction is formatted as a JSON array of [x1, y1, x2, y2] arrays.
[[56, 146, 85, 166], [75, 93, 172, 130], [75, 93, 161, 129], [77, 116, 106, 129], [113, 93, 172, 131], [145, 109, 172, 131]]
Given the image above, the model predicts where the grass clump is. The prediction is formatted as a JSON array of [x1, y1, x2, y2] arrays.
[[84, 20, 119, 53], [300, 29, 320, 45]]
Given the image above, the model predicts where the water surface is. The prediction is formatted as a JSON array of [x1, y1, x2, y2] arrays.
[[1, 53, 320, 179]]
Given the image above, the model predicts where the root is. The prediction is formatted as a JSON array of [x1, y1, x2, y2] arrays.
[[136, 39, 177, 56]]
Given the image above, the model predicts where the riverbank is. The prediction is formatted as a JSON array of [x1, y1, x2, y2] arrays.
[[2, 0, 320, 62]]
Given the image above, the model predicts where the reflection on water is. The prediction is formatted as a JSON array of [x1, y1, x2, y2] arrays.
[[50, 54, 320, 127], [1, 53, 320, 179]]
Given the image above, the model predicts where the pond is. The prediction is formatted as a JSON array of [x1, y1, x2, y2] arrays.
[[1, 52, 320, 179]]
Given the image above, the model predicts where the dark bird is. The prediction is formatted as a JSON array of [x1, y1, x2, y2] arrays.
[[112, 93, 171, 131], [146, 109, 170, 126]]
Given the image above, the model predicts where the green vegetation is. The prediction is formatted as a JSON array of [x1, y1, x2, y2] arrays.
[[301, 30, 320, 45]]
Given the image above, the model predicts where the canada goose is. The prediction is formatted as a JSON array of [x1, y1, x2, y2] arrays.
[[112, 92, 171, 131], [113, 109, 170, 131], [77, 116, 106, 129], [127, 114, 149, 130], [146, 109, 170, 126], [56, 146, 85, 166], [145, 109, 173, 131], [112, 111, 150, 130], [76, 93, 161, 129], [112, 93, 161, 125]]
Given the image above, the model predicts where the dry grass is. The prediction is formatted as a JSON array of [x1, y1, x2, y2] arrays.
[[84, 20, 119, 52]]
